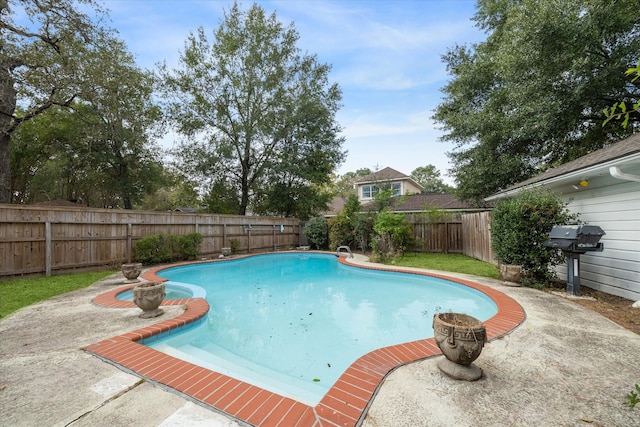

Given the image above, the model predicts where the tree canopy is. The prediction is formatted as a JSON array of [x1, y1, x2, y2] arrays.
[[2, 0, 163, 208], [433, 0, 640, 203], [158, 2, 345, 217], [1, 0, 106, 203], [11, 103, 165, 208], [410, 165, 453, 194], [331, 168, 373, 197]]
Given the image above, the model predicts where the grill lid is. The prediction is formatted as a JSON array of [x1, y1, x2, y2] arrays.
[[545, 225, 605, 252], [547, 225, 605, 240]]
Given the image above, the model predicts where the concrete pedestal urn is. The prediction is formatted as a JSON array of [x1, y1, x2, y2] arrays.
[[433, 312, 487, 381], [133, 282, 165, 318], [122, 263, 143, 283], [499, 264, 522, 284]]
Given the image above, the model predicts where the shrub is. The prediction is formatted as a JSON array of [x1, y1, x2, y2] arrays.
[[134, 234, 172, 264], [305, 216, 329, 249], [371, 210, 414, 261], [327, 196, 375, 251], [353, 214, 375, 251], [135, 232, 203, 264], [229, 238, 240, 254], [178, 232, 203, 260], [490, 190, 579, 286], [329, 215, 352, 250]]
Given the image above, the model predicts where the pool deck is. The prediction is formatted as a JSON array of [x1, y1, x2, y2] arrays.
[[1, 253, 639, 426]]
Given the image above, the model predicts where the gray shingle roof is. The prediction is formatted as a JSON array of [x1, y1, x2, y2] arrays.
[[363, 193, 489, 212], [355, 167, 409, 183], [504, 134, 640, 191], [323, 193, 489, 216]]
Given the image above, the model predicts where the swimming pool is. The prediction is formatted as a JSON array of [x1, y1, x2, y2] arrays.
[[144, 253, 498, 405]]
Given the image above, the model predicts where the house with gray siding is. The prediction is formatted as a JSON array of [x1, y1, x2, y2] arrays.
[[486, 134, 640, 301]]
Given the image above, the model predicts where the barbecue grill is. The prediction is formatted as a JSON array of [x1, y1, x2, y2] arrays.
[[544, 225, 605, 295]]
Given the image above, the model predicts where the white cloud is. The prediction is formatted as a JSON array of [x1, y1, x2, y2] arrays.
[[340, 109, 434, 139]]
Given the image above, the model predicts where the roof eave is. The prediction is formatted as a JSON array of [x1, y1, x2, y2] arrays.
[[485, 152, 640, 201]]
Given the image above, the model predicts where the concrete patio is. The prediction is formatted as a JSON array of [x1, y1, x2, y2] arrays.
[[1, 259, 638, 426]]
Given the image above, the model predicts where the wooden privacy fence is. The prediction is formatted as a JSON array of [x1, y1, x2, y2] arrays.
[[409, 220, 463, 253], [461, 211, 495, 264], [0, 204, 302, 278], [404, 211, 495, 263], [0, 205, 495, 278]]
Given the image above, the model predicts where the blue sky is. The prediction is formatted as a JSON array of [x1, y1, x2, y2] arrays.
[[104, 0, 486, 183]]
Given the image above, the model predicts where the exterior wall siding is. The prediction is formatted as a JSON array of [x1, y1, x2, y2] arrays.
[[403, 181, 423, 195], [557, 180, 640, 300]]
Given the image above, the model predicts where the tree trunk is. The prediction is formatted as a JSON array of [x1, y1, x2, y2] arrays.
[[0, 53, 17, 204], [239, 164, 249, 216], [0, 132, 10, 203]]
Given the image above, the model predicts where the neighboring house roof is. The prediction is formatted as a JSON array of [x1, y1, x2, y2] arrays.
[[323, 167, 488, 216], [355, 167, 424, 191], [486, 134, 640, 200], [323, 193, 489, 216], [174, 207, 198, 213], [326, 196, 348, 216], [363, 193, 490, 213]]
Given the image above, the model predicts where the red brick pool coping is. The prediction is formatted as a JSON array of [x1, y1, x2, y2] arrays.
[[85, 255, 525, 427]]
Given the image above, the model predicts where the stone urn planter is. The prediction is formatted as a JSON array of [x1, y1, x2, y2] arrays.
[[122, 263, 143, 283], [132, 282, 166, 318], [433, 312, 487, 381], [499, 264, 523, 284]]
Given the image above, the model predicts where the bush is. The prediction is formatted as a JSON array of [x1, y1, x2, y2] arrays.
[[178, 232, 203, 260], [371, 210, 414, 261], [305, 216, 329, 249], [328, 197, 376, 251], [328, 214, 352, 250], [229, 238, 240, 254], [134, 234, 173, 264], [353, 214, 375, 251], [134, 232, 203, 264], [490, 190, 579, 286]]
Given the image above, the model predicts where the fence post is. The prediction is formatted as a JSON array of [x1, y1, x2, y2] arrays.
[[273, 227, 276, 251], [127, 223, 132, 263], [45, 222, 52, 276], [444, 222, 449, 254]]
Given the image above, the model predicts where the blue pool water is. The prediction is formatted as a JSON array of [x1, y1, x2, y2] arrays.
[[145, 253, 497, 405]]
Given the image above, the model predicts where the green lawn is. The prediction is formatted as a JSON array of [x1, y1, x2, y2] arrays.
[[382, 252, 500, 279], [0, 270, 116, 318]]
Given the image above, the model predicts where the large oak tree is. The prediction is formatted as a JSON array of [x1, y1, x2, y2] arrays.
[[433, 0, 640, 203], [2, 0, 164, 208], [1, 0, 107, 203], [76, 36, 164, 209], [158, 2, 345, 217]]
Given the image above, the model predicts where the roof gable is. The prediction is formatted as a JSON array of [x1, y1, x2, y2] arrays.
[[356, 167, 409, 184], [355, 167, 424, 190]]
